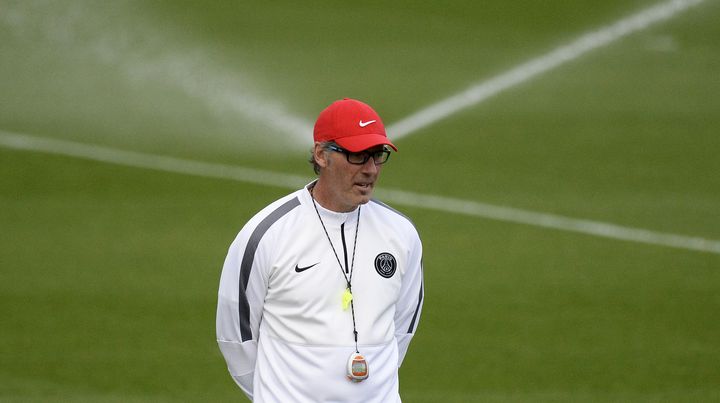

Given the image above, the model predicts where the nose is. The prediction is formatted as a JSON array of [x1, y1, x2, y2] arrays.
[[360, 156, 379, 174]]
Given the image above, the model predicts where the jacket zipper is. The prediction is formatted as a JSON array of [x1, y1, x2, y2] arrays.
[[340, 223, 349, 273]]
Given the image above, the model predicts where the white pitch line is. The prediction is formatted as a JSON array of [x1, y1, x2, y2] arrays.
[[0, 131, 310, 191], [387, 0, 705, 140], [2, 130, 719, 255], [377, 188, 720, 255]]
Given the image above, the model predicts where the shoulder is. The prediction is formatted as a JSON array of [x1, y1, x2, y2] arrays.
[[369, 198, 415, 224], [238, 190, 304, 240], [368, 199, 420, 238]]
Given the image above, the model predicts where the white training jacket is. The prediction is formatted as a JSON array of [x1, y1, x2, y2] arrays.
[[217, 184, 424, 402]]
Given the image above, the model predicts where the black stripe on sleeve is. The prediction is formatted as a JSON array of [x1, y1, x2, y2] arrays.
[[407, 260, 424, 333], [238, 197, 300, 342]]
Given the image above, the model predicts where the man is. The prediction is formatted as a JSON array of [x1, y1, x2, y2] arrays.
[[216, 98, 424, 402]]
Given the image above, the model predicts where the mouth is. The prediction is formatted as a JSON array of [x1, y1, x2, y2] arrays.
[[354, 182, 373, 191]]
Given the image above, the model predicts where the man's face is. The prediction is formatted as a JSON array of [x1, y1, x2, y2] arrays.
[[315, 144, 386, 212]]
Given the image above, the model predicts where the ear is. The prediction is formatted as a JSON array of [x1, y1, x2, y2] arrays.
[[313, 142, 330, 169]]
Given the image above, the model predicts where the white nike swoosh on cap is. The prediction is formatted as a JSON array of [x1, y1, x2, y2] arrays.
[[359, 120, 376, 127]]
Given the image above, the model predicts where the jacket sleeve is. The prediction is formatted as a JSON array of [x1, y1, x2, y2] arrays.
[[216, 225, 272, 401], [394, 231, 424, 367]]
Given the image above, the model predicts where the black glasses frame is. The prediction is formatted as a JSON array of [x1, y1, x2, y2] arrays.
[[326, 144, 391, 165]]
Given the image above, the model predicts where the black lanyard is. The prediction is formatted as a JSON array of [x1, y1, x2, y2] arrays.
[[310, 187, 362, 353]]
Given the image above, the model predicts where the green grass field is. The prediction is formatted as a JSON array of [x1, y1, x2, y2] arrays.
[[2, 1, 719, 401]]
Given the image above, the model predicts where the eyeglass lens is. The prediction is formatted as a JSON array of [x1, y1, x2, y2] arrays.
[[347, 150, 389, 165]]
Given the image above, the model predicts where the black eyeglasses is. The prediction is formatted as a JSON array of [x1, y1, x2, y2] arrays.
[[326, 144, 391, 165]]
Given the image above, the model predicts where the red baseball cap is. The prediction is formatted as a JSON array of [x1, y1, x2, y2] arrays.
[[313, 98, 397, 152]]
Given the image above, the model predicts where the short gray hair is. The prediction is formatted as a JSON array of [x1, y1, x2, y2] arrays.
[[308, 141, 334, 175]]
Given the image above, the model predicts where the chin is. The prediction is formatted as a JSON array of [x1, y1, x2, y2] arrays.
[[345, 196, 369, 210], [356, 191, 373, 204], [347, 187, 374, 209]]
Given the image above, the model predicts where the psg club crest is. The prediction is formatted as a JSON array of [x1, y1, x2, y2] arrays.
[[374, 253, 397, 278]]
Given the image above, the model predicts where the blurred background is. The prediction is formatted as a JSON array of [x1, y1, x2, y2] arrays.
[[1, 0, 719, 401]]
